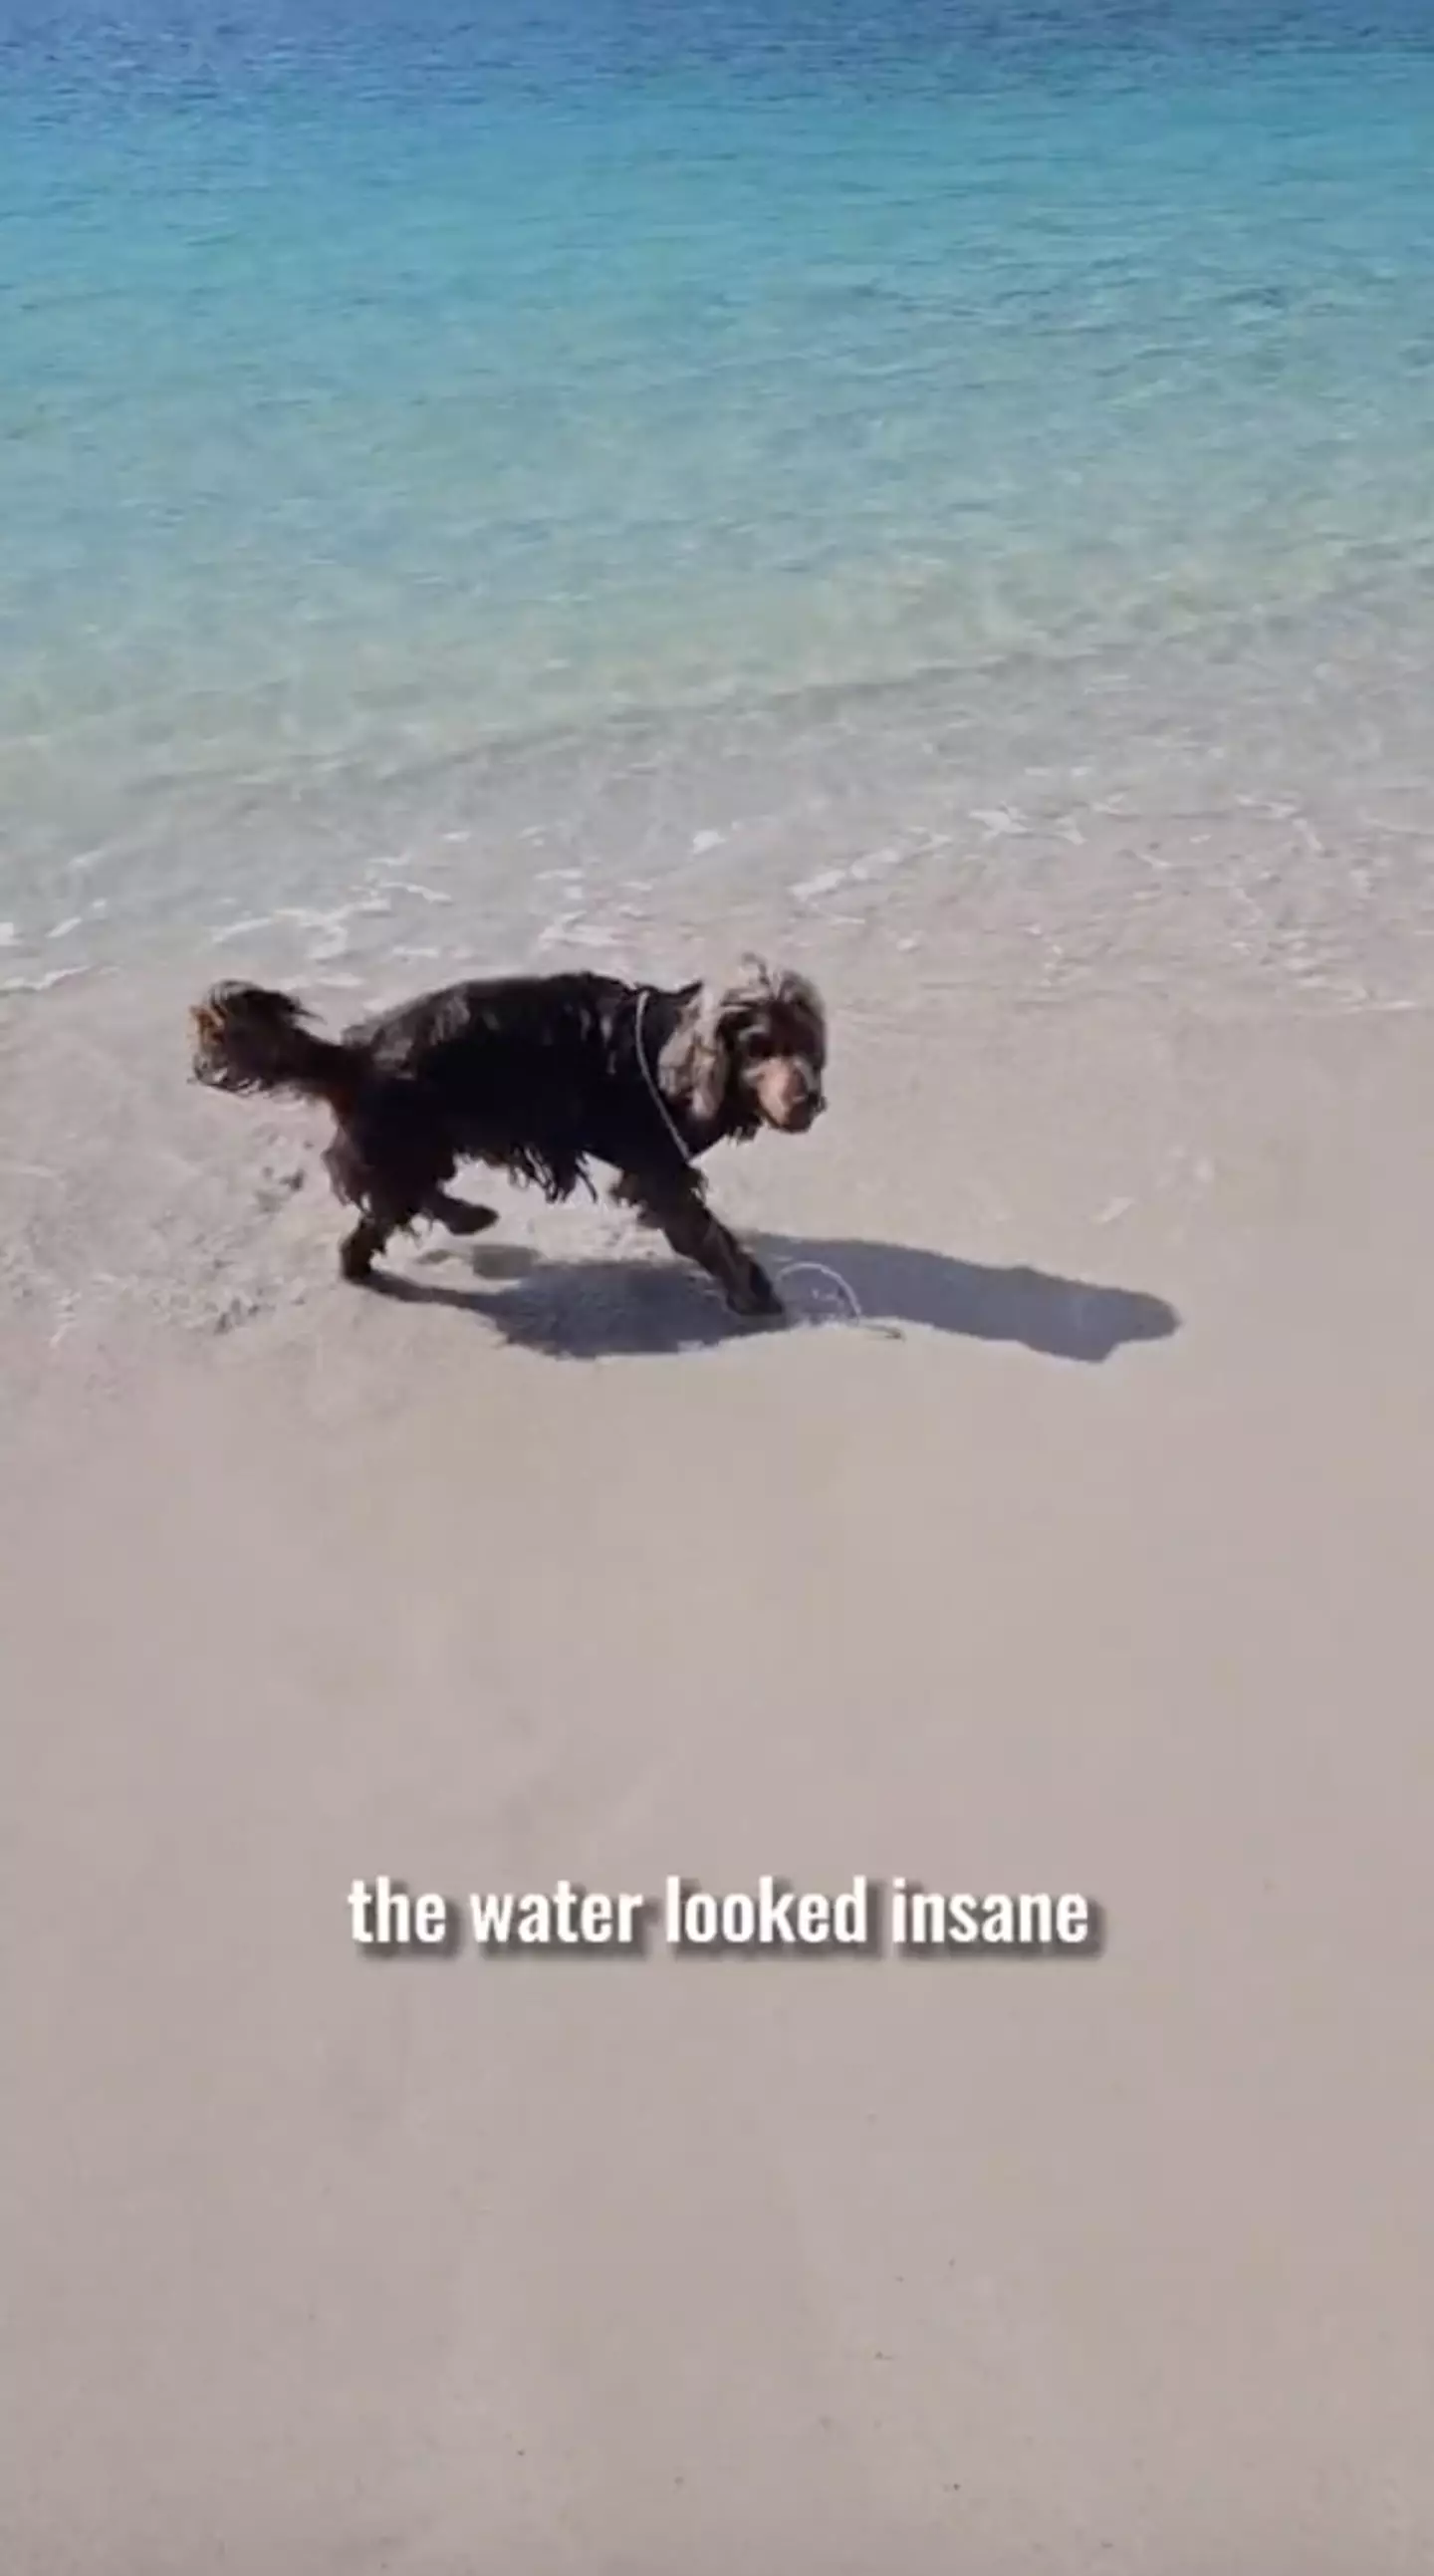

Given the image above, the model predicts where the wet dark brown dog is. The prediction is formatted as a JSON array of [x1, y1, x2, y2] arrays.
[[189, 957, 827, 1316]]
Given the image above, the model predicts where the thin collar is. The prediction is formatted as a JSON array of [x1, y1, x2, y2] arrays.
[[633, 987, 693, 1164]]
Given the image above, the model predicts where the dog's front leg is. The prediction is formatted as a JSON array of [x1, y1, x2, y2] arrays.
[[615, 1169, 783, 1318]]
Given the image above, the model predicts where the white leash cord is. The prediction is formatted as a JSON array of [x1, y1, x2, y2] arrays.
[[633, 986, 695, 1165]]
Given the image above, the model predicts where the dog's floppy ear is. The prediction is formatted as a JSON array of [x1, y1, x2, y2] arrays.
[[659, 977, 736, 1126], [658, 956, 771, 1124]]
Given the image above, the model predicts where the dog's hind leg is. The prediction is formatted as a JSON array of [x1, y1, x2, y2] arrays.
[[614, 1168, 783, 1319], [424, 1189, 498, 1239], [323, 1132, 394, 1279], [337, 1184, 431, 1282], [327, 1116, 451, 1283], [340, 1209, 398, 1281]]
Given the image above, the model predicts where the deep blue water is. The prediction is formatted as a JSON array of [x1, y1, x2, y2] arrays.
[[3, 0, 1434, 967]]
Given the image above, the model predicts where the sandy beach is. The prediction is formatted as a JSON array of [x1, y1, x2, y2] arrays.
[[8, 6, 1434, 2559], [4, 970, 1432, 2572]]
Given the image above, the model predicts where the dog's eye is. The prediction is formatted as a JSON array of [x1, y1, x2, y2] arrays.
[[739, 1031, 773, 1061]]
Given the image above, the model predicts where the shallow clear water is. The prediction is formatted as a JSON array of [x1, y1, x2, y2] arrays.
[[3, 0, 1434, 988]]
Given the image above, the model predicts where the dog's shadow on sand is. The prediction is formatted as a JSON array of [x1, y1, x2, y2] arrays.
[[370, 1232, 1180, 1365]]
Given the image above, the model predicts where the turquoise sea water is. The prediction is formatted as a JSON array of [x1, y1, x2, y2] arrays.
[[3, 1, 1434, 982]]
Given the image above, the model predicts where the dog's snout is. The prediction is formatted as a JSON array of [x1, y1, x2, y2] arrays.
[[788, 1081, 824, 1132]]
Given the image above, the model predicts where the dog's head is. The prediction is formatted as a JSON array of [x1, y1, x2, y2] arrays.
[[663, 957, 828, 1138]]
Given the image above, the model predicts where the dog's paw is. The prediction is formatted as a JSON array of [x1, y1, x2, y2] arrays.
[[443, 1200, 499, 1238], [339, 1234, 376, 1284], [728, 1268, 786, 1321]]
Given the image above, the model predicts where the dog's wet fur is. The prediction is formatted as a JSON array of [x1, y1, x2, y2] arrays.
[[189, 959, 827, 1316]]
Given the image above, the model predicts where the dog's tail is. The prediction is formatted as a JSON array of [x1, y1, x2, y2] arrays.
[[189, 981, 357, 1107]]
